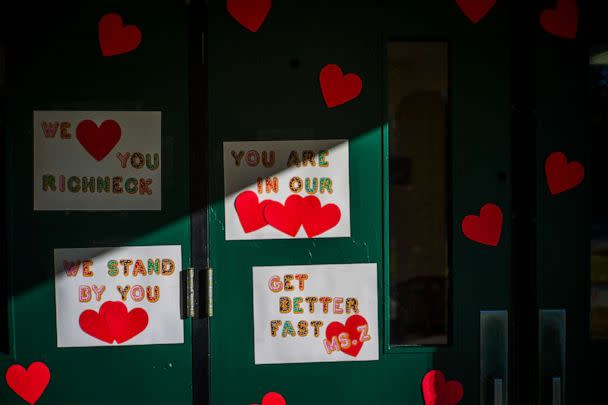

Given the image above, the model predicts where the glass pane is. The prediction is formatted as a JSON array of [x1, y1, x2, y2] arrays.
[[590, 45, 608, 340], [0, 39, 8, 353], [0, 40, 6, 353], [388, 42, 449, 346]]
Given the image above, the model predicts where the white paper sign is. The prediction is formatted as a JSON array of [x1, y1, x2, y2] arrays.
[[34, 111, 161, 211], [252, 263, 378, 364], [54, 246, 183, 348], [223, 140, 350, 240]]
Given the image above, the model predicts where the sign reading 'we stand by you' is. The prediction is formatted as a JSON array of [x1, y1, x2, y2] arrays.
[[223, 139, 350, 240], [54, 246, 183, 348], [34, 111, 161, 210]]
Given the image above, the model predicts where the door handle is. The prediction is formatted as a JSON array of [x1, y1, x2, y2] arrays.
[[480, 311, 508, 405], [552, 377, 561, 405], [494, 378, 503, 405], [538, 310, 565, 405]]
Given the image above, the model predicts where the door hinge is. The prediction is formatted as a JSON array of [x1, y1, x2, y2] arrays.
[[181, 267, 213, 318]]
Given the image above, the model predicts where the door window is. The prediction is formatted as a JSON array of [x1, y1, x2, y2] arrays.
[[0, 39, 6, 353], [590, 45, 608, 340], [387, 42, 449, 346]]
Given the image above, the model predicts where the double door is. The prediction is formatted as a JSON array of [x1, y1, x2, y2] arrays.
[[0, 1, 604, 404]]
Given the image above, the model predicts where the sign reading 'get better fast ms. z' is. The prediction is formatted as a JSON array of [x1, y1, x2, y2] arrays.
[[33, 111, 161, 211], [253, 263, 379, 365]]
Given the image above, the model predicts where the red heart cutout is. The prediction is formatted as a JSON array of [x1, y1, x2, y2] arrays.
[[301, 196, 341, 238], [250, 392, 287, 405], [105, 301, 149, 344], [79, 305, 114, 344], [455, 0, 496, 24], [264, 195, 304, 236], [325, 314, 369, 357], [461, 203, 503, 247], [76, 119, 122, 161], [79, 301, 149, 344], [98, 13, 142, 57], [235, 191, 272, 233], [5, 362, 50, 405], [540, 0, 579, 40], [227, 0, 272, 33], [545, 151, 584, 195], [319, 64, 363, 108], [422, 370, 464, 405]]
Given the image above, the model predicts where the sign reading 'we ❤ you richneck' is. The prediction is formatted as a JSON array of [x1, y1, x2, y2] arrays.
[[33, 111, 161, 211]]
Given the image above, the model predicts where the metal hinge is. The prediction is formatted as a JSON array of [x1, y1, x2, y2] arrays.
[[181, 267, 213, 318]]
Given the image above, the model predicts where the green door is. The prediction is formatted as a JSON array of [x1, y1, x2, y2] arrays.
[[1, 1, 193, 404], [209, 2, 511, 404], [535, 1, 607, 402]]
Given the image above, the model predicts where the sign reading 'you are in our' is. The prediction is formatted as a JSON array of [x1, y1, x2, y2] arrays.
[[223, 139, 350, 240], [34, 111, 161, 210]]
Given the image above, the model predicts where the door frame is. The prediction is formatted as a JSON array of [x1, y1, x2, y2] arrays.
[[188, 1, 210, 404], [508, 1, 538, 404]]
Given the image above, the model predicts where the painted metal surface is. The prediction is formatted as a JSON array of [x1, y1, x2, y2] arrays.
[[1, 1, 192, 404]]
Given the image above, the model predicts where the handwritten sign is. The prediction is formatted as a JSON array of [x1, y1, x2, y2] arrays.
[[54, 246, 183, 347], [34, 111, 161, 210], [223, 140, 350, 240], [252, 263, 378, 364]]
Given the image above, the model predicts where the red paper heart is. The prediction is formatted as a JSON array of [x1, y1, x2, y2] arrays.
[[455, 0, 496, 24], [263, 195, 341, 237], [235, 191, 272, 233], [461, 203, 503, 247], [319, 64, 362, 108], [5, 362, 50, 405], [325, 314, 369, 357], [76, 119, 122, 161], [422, 370, 464, 405], [540, 0, 579, 40], [79, 301, 149, 344], [227, 0, 272, 32], [545, 151, 584, 195], [79, 305, 114, 344], [98, 13, 142, 57], [300, 196, 341, 238], [263, 195, 304, 237], [250, 392, 287, 405]]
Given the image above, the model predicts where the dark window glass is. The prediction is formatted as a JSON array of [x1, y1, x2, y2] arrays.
[[388, 42, 449, 346], [0, 39, 7, 353], [590, 46, 608, 341]]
